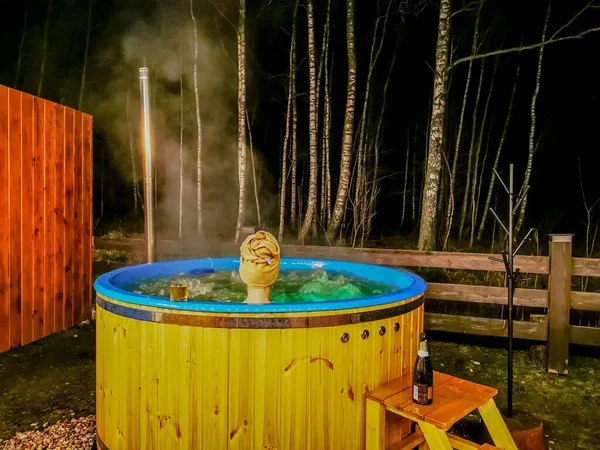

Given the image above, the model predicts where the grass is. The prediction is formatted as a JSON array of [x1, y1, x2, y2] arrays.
[[429, 337, 600, 449]]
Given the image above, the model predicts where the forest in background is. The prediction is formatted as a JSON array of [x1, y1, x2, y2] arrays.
[[1, 0, 600, 254]]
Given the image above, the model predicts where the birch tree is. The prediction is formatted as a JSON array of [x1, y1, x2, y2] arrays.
[[14, 6, 27, 89], [190, 0, 204, 236], [477, 62, 520, 241], [418, 0, 452, 251], [126, 88, 140, 214], [516, 1, 551, 233], [179, 33, 184, 240], [38, 0, 52, 97], [367, 30, 400, 236], [327, 0, 357, 242], [278, 0, 299, 241], [78, 0, 93, 111], [458, 58, 485, 240], [319, 0, 332, 228], [298, 0, 319, 243], [235, 0, 247, 243], [352, 0, 392, 245], [444, 4, 480, 248], [469, 56, 498, 247]]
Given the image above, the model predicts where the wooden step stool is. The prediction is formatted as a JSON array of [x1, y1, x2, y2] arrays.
[[366, 371, 518, 450]]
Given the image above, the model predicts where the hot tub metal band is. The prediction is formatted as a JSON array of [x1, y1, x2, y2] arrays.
[[95, 295, 424, 329]]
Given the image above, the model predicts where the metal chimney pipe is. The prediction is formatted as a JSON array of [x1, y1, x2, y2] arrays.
[[139, 67, 156, 263]]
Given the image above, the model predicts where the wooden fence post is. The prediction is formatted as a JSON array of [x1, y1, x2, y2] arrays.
[[547, 234, 573, 375]]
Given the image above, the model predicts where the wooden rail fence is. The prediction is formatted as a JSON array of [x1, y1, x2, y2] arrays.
[[95, 234, 600, 373], [0, 85, 93, 353]]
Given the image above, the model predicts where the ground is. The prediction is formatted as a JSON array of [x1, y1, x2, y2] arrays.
[[1, 321, 599, 449]]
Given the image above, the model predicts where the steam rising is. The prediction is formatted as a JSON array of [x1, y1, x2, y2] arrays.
[[91, 4, 261, 239]]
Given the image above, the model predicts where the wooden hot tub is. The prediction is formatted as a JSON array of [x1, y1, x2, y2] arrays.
[[94, 258, 427, 450]]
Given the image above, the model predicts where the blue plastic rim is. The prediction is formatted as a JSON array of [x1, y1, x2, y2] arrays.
[[93, 257, 427, 313]]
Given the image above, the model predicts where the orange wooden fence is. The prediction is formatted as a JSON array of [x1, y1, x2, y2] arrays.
[[0, 85, 93, 353]]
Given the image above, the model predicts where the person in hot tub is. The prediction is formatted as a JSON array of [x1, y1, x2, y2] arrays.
[[239, 230, 281, 304]]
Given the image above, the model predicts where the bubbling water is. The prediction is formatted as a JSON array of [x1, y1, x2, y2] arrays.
[[123, 269, 397, 303]]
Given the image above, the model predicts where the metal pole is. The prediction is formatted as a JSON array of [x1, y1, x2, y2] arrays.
[[507, 163, 514, 418], [139, 67, 156, 263]]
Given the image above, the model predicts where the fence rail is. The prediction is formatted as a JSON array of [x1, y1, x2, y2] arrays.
[[94, 235, 600, 373]]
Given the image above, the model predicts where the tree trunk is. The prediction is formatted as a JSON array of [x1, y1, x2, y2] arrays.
[[352, 0, 392, 245], [368, 30, 400, 236], [100, 156, 104, 218], [126, 88, 140, 214], [247, 112, 261, 228], [298, 0, 319, 244], [190, 0, 204, 237], [444, 4, 480, 247], [179, 34, 184, 240], [327, 0, 357, 242], [14, 7, 27, 89], [412, 130, 417, 223], [325, 53, 334, 224], [235, 0, 247, 243], [477, 62, 520, 241], [516, 1, 551, 233], [418, 0, 451, 251], [475, 116, 492, 235], [290, 27, 299, 230], [319, 0, 332, 228], [470, 56, 498, 247], [79, 0, 93, 111], [458, 58, 485, 240], [278, 0, 298, 241], [38, 0, 52, 98], [402, 131, 410, 226]]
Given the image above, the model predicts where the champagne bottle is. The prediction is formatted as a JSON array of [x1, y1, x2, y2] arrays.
[[412, 332, 433, 405]]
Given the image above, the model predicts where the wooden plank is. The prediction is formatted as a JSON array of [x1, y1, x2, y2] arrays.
[[82, 114, 92, 321], [478, 398, 518, 450], [92, 238, 550, 274], [570, 325, 600, 347], [426, 283, 548, 308], [446, 433, 480, 450], [8, 88, 22, 349], [417, 420, 453, 450], [424, 314, 548, 341], [63, 108, 74, 328], [368, 372, 451, 405], [54, 104, 65, 331], [571, 291, 600, 312], [547, 235, 572, 375], [20, 92, 34, 345], [424, 383, 497, 430], [32, 97, 45, 340], [572, 257, 600, 277], [388, 430, 425, 450], [0, 85, 9, 353], [384, 373, 455, 417], [73, 111, 83, 325], [365, 399, 386, 450], [281, 245, 550, 274], [43, 101, 56, 335]]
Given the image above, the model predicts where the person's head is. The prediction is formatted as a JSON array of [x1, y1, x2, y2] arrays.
[[239, 230, 280, 303]]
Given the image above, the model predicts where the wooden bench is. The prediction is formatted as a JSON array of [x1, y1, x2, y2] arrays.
[[366, 371, 518, 450]]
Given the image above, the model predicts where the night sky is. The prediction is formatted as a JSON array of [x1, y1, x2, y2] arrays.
[[1, 0, 599, 250]]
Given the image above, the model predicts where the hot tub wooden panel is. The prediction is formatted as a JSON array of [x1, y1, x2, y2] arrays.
[[96, 296, 424, 450]]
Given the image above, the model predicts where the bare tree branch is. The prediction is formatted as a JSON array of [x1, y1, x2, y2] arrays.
[[449, 0, 480, 19], [550, 0, 596, 41], [210, 0, 236, 31], [448, 26, 600, 70]]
